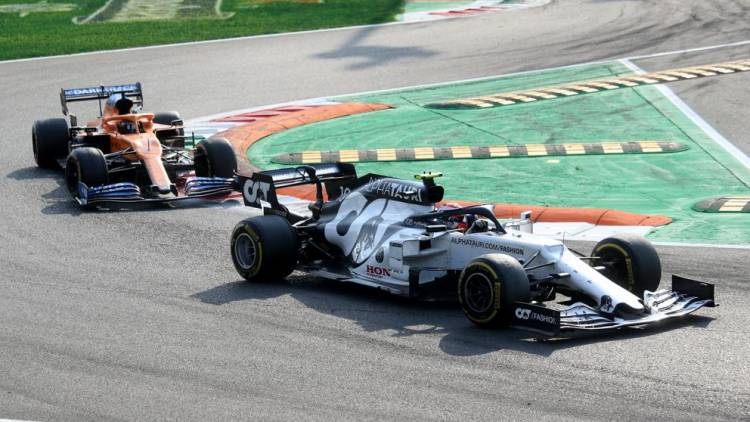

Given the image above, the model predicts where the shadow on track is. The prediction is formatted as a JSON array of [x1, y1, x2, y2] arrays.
[[6, 166, 84, 216], [192, 275, 715, 358], [314, 25, 438, 70]]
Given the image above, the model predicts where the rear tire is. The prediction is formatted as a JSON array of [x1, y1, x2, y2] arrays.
[[593, 234, 661, 297], [458, 254, 530, 327], [32, 118, 69, 168], [65, 148, 109, 197], [195, 137, 237, 178], [230, 215, 298, 282], [154, 111, 184, 143]]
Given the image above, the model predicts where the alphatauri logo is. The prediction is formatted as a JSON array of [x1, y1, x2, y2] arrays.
[[515, 307, 556, 324], [242, 179, 270, 205], [515, 308, 532, 320]]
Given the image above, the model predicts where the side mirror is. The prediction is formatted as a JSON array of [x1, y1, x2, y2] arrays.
[[504, 210, 534, 234], [519, 211, 533, 234], [171, 119, 184, 127], [69, 114, 78, 127]]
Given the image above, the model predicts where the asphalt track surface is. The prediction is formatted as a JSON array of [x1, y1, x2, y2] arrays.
[[1, 1, 750, 420]]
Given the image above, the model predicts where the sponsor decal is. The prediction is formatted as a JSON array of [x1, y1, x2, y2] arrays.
[[242, 179, 271, 205], [515, 307, 557, 325], [336, 186, 352, 201], [515, 308, 531, 320], [64, 84, 139, 98], [351, 215, 384, 263], [451, 237, 524, 256], [366, 265, 391, 278], [363, 179, 423, 203]]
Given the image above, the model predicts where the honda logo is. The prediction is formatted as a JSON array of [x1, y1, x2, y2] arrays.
[[366, 265, 391, 277]]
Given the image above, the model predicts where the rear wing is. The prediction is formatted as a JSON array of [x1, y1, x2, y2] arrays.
[[60, 82, 143, 116], [237, 163, 357, 218]]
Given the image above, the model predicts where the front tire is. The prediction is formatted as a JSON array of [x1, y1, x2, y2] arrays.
[[195, 138, 237, 178], [593, 234, 661, 296], [230, 215, 298, 282], [458, 254, 530, 327], [32, 118, 69, 168], [65, 148, 109, 197]]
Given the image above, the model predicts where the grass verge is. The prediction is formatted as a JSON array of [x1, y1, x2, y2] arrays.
[[0, 0, 403, 60]]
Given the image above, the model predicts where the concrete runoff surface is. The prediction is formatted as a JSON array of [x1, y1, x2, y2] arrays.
[[1, 0, 750, 420]]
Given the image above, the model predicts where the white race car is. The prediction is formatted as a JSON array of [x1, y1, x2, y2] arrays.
[[230, 164, 715, 335]]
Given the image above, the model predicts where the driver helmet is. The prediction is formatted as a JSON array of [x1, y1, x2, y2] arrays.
[[105, 93, 133, 116], [438, 202, 471, 231]]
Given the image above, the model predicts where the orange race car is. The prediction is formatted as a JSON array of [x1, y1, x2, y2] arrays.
[[32, 82, 238, 207]]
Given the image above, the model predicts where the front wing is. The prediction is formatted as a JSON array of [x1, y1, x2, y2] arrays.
[[511, 276, 716, 336], [76, 177, 237, 206]]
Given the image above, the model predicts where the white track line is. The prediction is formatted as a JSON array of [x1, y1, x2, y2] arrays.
[[652, 241, 750, 249], [73, 0, 114, 24], [620, 58, 750, 171], [185, 98, 338, 125], [187, 44, 750, 124], [626, 39, 750, 61]]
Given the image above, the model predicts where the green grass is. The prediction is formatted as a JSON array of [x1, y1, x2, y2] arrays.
[[0, 0, 404, 60]]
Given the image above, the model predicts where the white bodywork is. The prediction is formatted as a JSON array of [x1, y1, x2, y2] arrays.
[[312, 189, 641, 312], [257, 174, 714, 334]]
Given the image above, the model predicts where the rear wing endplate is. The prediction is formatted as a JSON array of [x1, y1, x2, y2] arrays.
[[60, 82, 143, 116], [237, 163, 358, 216]]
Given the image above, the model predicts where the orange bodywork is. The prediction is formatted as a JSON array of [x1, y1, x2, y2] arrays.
[[98, 113, 173, 192]]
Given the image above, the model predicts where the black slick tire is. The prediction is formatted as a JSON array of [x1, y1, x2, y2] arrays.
[[458, 253, 530, 327], [194, 138, 237, 178], [65, 147, 109, 198], [593, 234, 661, 297], [154, 111, 184, 142], [230, 215, 298, 282], [32, 118, 69, 168]]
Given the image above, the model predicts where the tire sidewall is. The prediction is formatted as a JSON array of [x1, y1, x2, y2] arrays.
[[231, 221, 265, 279], [33, 118, 69, 167], [195, 138, 237, 178], [153, 111, 184, 142], [593, 235, 661, 295], [458, 254, 530, 327], [65, 148, 109, 196], [458, 260, 503, 325], [230, 216, 298, 282]]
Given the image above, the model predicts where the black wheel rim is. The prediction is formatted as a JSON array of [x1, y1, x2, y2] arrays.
[[464, 272, 495, 314], [234, 232, 258, 270]]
